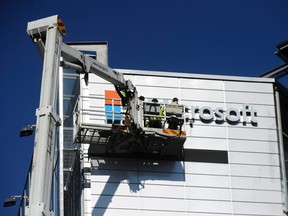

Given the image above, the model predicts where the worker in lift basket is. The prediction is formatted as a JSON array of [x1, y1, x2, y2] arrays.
[[171, 97, 178, 104], [167, 97, 180, 130], [147, 98, 163, 128]]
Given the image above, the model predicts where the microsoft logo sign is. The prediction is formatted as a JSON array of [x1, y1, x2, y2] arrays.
[[188, 104, 257, 125]]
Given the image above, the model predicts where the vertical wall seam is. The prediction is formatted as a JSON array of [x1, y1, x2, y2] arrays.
[[274, 85, 288, 213], [223, 81, 234, 215]]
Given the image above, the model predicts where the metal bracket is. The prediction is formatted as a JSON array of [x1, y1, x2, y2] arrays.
[[36, 105, 62, 126], [82, 54, 92, 73], [27, 202, 55, 216]]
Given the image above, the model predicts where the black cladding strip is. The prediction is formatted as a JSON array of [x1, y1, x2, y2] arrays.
[[183, 149, 229, 164], [88, 149, 229, 164]]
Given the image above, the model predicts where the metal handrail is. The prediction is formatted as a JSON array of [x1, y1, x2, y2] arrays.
[[73, 96, 186, 132]]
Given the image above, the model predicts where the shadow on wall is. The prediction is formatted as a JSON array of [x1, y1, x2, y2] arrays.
[[90, 157, 185, 216]]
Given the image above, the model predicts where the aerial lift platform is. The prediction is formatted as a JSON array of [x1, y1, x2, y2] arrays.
[[73, 95, 187, 159], [25, 14, 186, 215]]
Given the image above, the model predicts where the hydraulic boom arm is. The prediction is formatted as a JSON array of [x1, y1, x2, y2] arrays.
[[60, 43, 137, 108]]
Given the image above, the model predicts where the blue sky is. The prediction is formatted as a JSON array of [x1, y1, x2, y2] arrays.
[[1, 0, 288, 215]]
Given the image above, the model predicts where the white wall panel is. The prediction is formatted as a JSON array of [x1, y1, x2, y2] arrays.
[[139, 197, 185, 212], [136, 86, 179, 101], [91, 195, 138, 209], [90, 170, 138, 183], [92, 182, 138, 197], [89, 81, 113, 91], [225, 91, 274, 105], [227, 127, 277, 141], [185, 174, 230, 188], [228, 139, 279, 154], [231, 176, 281, 190], [186, 125, 275, 140], [187, 125, 227, 138], [88, 79, 111, 97], [140, 210, 186, 216], [185, 187, 231, 201], [187, 213, 230, 216], [133, 76, 179, 87], [93, 179, 186, 200], [91, 208, 138, 216], [88, 97, 105, 107], [225, 81, 273, 93], [232, 189, 282, 203], [233, 202, 283, 215], [137, 172, 185, 186], [184, 162, 229, 175], [230, 164, 280, 178], [186, 200, 232, 214], [180, 78, 224, 90], [139, 184, 185, 199], [184, 137, 228, 151], [229, 152, 280, 166], [181, 89, 224, 102]]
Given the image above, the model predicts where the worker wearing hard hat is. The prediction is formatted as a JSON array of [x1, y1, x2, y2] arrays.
[[167, 97, 180, 130], [171, 97, 178, 105], [147, 98, 162, 128]]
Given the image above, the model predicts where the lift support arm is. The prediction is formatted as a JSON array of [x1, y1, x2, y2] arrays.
[[60, 43, 137, 107], [60, 39, 140, 126], [61, 43, 128, 89]]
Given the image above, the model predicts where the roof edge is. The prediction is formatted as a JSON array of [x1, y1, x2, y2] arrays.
[[115, 68, 275, 83]]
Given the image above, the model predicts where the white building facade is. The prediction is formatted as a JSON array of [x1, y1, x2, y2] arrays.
[[17, 41, 288, 216], [62, 60, 288, 215]]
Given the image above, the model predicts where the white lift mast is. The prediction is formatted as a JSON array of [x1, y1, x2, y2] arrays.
[[26, 15, 64, 216]]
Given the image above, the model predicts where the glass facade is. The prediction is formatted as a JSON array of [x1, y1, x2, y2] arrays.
[[61, 67, 81, 216]]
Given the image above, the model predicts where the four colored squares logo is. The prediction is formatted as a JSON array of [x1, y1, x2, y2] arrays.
[[105, 90, 122, 124]]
